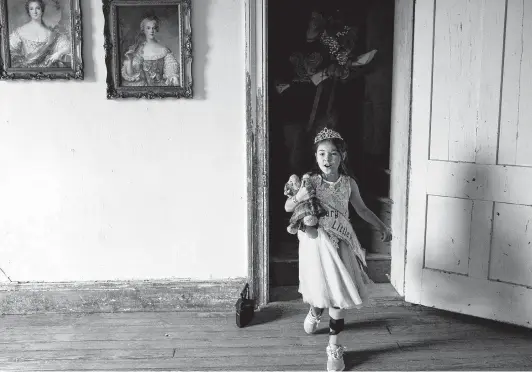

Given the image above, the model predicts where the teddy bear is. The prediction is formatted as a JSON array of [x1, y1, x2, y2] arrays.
[[284, 173, 326, 234]]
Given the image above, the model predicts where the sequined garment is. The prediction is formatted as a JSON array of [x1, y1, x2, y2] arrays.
[[311, 174, 350, 219], [307, 173, 366, 266]]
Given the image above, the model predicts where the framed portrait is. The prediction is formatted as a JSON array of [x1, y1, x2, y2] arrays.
[[102, 0, 192, 99], [0, 0, 83, 80]]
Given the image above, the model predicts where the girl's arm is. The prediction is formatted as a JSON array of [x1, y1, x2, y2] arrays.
[[349, 177, 392, 241]]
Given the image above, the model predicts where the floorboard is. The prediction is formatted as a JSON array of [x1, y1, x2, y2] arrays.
[[1, 289, 531, 371]]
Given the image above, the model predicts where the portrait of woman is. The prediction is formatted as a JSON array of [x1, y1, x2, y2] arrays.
[[8, 0, 71, 68], [103, 0, 192, 98], [121, 15, 180, 87]]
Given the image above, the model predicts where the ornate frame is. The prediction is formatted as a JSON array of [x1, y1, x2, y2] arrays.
[[0, 0, 83, 80], [102, 0, 193, 99]]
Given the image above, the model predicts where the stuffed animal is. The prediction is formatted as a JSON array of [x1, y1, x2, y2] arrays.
[[284, 174, 326, 234]]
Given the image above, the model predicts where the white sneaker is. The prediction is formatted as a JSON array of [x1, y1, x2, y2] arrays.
[[326, 344, 346, 372], [303, 307, 322, 334]]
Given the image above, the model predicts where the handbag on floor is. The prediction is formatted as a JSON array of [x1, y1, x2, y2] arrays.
[[235, 283, 255, 328]]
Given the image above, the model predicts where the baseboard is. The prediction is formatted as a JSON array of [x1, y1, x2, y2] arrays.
[[0, 278, 247, 315]]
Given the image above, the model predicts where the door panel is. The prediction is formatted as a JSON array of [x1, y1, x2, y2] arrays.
[[490, 203, 532, 288], [424, 195, 472, 276], [499, 0, 532, 167], [429, 0, 505, 163], [406, 0, 532, 328]]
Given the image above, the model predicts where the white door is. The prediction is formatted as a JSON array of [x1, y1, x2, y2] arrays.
[[406, 0, 532, 328]]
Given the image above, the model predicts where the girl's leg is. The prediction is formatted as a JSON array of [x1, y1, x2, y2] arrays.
[[328, 307, 345, 345], [326, 307, 346, 371], [312, 306, 324, 317]]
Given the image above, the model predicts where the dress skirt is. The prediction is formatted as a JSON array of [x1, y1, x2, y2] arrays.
[[298, 227, 373, 310]]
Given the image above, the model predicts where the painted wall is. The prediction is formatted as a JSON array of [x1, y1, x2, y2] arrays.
[[0, 0, 247, 282]]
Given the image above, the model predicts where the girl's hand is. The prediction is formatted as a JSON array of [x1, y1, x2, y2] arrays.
[[380, 226, 393, 242], [295, 186, 315, 203]]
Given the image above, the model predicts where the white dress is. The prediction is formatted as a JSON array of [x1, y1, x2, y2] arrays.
[[297, 174, 373, 309]]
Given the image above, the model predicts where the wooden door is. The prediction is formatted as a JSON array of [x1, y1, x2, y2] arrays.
[[406, 0, 532, 328]]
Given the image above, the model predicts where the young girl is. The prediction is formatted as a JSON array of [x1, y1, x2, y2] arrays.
[[285, 127, 392, 372]]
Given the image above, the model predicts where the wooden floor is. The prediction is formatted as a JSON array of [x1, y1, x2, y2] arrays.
[[1, 286, 532, 371]]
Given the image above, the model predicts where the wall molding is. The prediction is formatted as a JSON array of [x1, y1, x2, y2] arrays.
[[0, 278, 246, 314]]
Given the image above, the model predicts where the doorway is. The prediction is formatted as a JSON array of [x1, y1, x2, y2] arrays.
[[245, 0, 414, 307], [267, 0, 396, 292]]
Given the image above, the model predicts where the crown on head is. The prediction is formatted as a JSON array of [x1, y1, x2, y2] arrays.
[[314, 127, 343, 144]]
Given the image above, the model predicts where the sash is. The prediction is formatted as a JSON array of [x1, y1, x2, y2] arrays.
[[319, 201, 367, 267], [18, 31, 59, 67]]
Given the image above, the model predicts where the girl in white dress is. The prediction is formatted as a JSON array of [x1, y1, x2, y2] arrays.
[[285, 127, 392, 371]]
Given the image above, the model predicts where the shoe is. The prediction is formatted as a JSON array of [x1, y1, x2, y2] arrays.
[[326, 344, 346, 372], [303, 307, 322, 334]]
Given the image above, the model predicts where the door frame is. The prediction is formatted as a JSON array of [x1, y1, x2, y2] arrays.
[[245, 0, 415, 308]]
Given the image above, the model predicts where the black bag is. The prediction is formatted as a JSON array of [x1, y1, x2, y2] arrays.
[[235, 283, 255, 328]]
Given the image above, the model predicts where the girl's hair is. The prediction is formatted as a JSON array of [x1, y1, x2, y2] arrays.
[[127, 15, 160, 54], [25, 0, 45, 16], [311, 137, 356, 179]]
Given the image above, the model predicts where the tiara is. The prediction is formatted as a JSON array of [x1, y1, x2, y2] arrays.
[[314, 127, 343, 144]]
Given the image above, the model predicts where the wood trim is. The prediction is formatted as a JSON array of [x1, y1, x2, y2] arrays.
[[389, 0, 415, 296], [245, 0, 269, 308], [0, 279, 246, 314], [404, 0, 435, 305]]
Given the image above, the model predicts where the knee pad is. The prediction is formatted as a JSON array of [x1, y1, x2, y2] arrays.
[[329, 318, 345, 335]]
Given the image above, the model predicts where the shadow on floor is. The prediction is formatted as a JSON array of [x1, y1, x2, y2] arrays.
[[344, 339, 450, 370], [426, 309, 532, 338], [248, 306, 286, 326]]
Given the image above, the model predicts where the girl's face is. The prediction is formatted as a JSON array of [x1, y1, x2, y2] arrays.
[[316, 140, 343, 176], [143, 21, 157, 40], [28, 2, 43, 20]]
